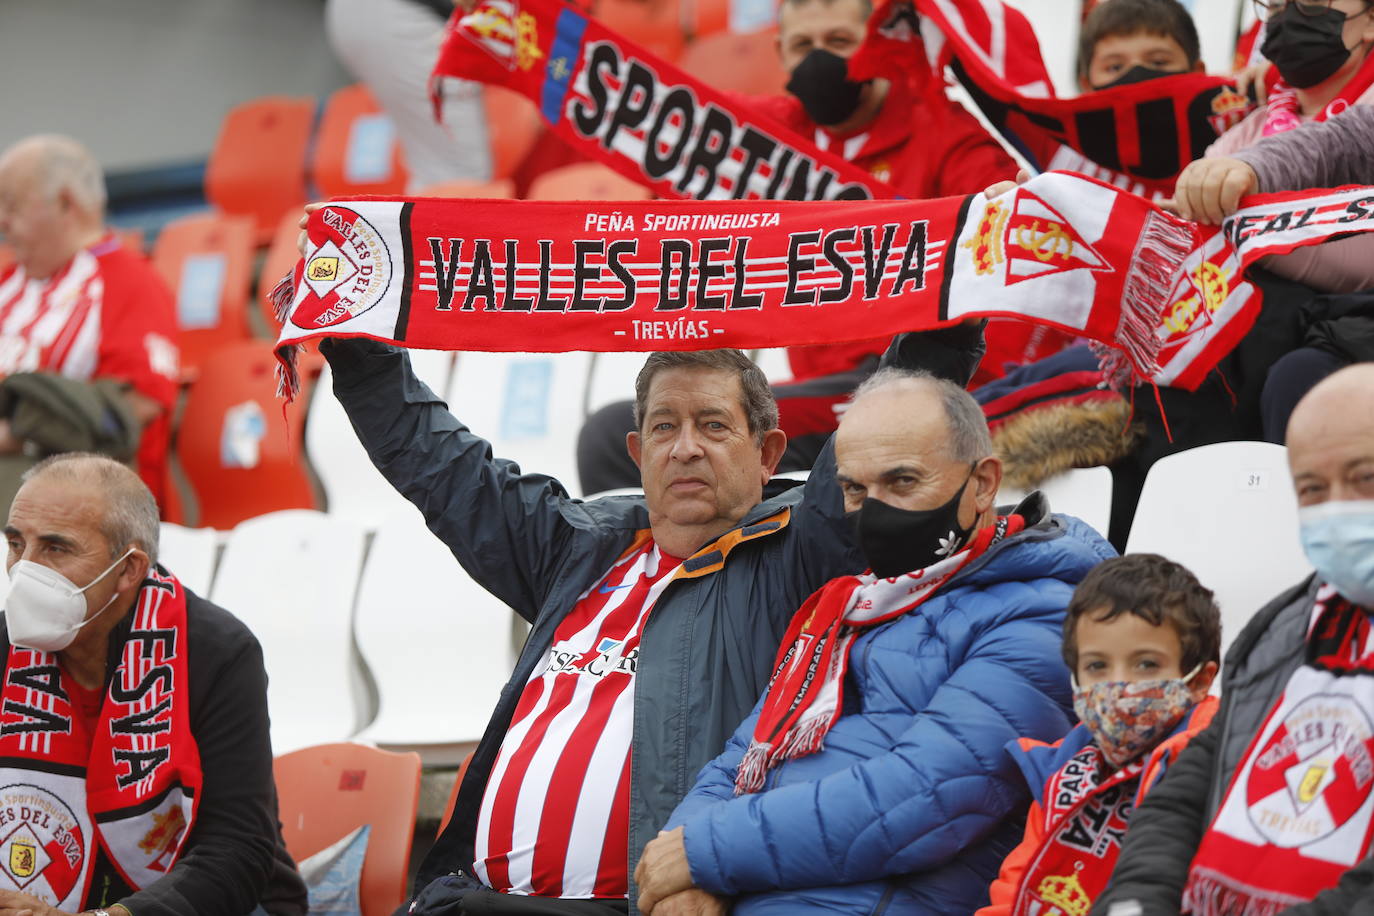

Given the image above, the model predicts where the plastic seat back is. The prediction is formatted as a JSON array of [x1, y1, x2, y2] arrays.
[[151, 213, 255, 376], [157, 523, 221, 597], [176, 340, 315, 529], [256, 210, 305, 334], [484, 86, 543, 181], [680, 30, 788, 95], [998, 466, 1113, 540], [586, 351, 648, 415], [312, 85, 409, 198], [527, 162, 653, 201], [447, 352, 592, 497], [593, 0, 686, 63], [1125, 442, 1311, 659], [353, 511, 517, 748], [275, 743, 421, 916], [306, 351, 453, 525], [213, 511, 368, 753], [205, 96, 314, 241], [418, 178, 518, 199]]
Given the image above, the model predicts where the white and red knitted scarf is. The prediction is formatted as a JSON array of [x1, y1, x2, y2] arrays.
[[272, 175, 1374, 398], [1183, 587, 1374, 916], [733, 514, 1023, 795], [0, 567, 201, 911]]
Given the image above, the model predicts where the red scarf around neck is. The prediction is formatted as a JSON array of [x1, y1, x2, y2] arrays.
[[734, 514, 1023, 795], [1183, 587, 1374, 916], [0, 567, 201, 911]]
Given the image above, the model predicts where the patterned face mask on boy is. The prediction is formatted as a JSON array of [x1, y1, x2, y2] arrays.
[[1073, 665, 1202, 768]]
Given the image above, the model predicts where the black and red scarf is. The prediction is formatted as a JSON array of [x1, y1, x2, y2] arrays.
[[0, 567, 200, 911], [1184, 587, 1374, 916]]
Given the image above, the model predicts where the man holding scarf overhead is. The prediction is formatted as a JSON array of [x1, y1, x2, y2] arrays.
[[634, 368, 1115, 915], [1093, 364, 1374, 916], [0, 454, 303, 916]]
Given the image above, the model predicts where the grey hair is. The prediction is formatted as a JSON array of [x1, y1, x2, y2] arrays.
[[22, 453, 159, 563], [850, 367, 992, 463], [633, 349, 779, 445], [28, 135, 107, 215]]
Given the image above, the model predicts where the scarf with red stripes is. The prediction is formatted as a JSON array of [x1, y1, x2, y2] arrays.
[[734, 514, 1022, 794], [0, 567, 200, 911], [1183, 587, 1374, 916]]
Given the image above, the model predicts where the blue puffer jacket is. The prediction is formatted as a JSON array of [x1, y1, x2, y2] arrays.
[[667, 504, 1115, 914]]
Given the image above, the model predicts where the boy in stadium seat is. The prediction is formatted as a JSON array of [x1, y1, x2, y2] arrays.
[[977, 553, 1220, 916]]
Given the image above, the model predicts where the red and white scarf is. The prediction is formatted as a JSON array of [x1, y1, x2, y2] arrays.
[[1012, 744, 1143, 916], [273, 176, 1374, 399], [0, 567, 201, 911], [273, 172, 1196, 397], [734, 514, 1023, 794], [431, 0, 895, 202], [1262, 53, 1374, 137], [1183, 587, 1374, 916]]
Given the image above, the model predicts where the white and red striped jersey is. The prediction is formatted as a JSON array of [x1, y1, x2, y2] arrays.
[[474, 540, 682, 899], [0, 237, 179, 501]]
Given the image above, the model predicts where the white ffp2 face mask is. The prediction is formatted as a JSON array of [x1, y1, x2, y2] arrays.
[[5, 548, 136, 653]]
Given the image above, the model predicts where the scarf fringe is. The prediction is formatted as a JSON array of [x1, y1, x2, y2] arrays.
[[1100, 211, 1197, 389], [270, 272, 303, 402], [1184, 870, 1301, 916], [735, 714, 834, 795]]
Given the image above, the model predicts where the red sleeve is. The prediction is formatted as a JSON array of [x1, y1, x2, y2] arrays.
[[929, 101, 1018, 198], [975, 797, 1045, 916], [93, 248, 180, 409]]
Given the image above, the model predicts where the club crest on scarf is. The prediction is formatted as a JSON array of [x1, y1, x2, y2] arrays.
[[292, 207, 394, 330], [458, 0, 543, 73], [0, 784, 85, 904], [960, 189, 1111, 286], [1243, 693, 1374, 848]]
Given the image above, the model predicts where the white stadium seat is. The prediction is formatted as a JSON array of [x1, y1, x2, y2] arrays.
[[1125, 442, 1311, 659], [353, 511, 518, 758], [447, 352, 592, 498], [1000, 466, 1114, 540], [157, 522, 221, 596], [210, 510, 369, 754], [306, 350, 454, 526], [586, 351, 648, 415]]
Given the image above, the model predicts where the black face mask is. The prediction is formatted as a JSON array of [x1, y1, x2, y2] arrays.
[[786, 49, 868, 126], [1262, 4, 1354, 89], [846, 469, 975, 578], [1091, 64, 1188, 91]]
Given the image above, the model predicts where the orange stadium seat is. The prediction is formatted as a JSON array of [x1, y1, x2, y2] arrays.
[[592, 0, 686, 64], [687, 0, 730, 38], [527, 162, 653, 200], [151, 212, 255, 377], [205, 96, 315, 242], [418, 178, 518, 198], [257, 209, 305, 333], [175, 340, 315, 529], [681, 29, 787, 96], [437, 751, 475, 837], [312, 84, 410, 198], [275, 744, 422, 916], [484, 86, 544, 181]]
